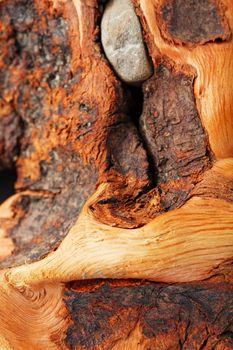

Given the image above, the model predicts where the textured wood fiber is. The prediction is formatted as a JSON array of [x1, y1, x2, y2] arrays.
[[0, 0, 232, 349]]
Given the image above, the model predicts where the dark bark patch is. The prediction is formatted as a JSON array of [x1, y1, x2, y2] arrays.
[[160, 0, 231, 45], [106, 120, 149, 181], [0, 0, 71, 129], [0, 113, 22, 171], [140, 64, 211, 212], [64, 280, 233, 349], [0, 149, 97, 269]]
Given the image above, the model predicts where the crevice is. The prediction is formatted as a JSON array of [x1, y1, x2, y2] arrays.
[[125, 83, 158, 187], [219, 331, 233, 339], [97, 0, 109, 14], [97, 0, 157, 187], [0, 168, 17, 204], [199, 336, 209, 350], [127, 85, 143, 128]]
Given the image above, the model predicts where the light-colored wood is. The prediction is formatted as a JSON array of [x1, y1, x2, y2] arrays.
[[6, 159, 233, 287], [0, 0, 232, 349], [0, 273, 67, 350]]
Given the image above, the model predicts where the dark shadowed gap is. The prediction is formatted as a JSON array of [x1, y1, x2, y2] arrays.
[[127, 85, 158, 185], [0, 169, 17, 204], [127, 86, 144, 128]]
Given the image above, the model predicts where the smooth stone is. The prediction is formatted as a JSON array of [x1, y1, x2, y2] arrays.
[[101, 0, 153, 85]]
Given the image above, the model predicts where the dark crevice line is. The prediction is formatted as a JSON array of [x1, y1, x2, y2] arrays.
[[125, 83, 158, 187], [0, 168, 17, 204]]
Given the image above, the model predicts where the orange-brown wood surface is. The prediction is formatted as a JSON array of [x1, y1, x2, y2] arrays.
[[0, 0, 232, 349]]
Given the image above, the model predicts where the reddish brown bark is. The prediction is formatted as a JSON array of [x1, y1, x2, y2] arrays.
[[0, 0, 232, 349], [64, 277, 233, 350]]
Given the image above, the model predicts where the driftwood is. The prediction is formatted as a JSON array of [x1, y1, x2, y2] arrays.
[[0, 0, 232, 349]]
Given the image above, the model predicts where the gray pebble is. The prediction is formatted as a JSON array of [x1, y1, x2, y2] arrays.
[[101, 0, 153, 85]]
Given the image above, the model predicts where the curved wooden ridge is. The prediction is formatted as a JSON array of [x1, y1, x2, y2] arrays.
[[0, 0, 232, 349], [5, 159, 233, 287]]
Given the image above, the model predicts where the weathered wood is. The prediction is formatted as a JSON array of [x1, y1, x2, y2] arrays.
[[0, 0, 232, 349]]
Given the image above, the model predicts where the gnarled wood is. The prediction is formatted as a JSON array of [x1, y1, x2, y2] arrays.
[[0, 0, 232, 349], [6, 159, 233, 286]]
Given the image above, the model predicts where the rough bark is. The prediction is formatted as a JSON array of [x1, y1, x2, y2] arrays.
[[0, 0, 232, 349]]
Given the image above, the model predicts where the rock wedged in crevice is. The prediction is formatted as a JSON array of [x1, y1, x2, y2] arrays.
[[101, 0, 153, 84]]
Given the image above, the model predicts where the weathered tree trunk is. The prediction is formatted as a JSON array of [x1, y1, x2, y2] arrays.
[[0, 0, 232, 349]]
